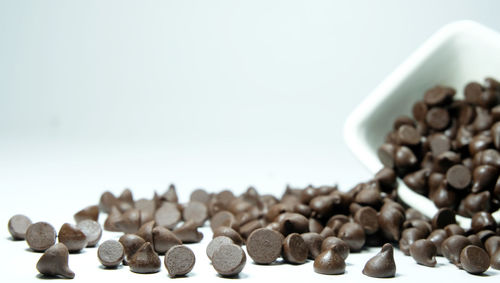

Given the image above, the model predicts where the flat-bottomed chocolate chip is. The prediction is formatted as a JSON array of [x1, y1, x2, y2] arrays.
[[164, 245, 195, 277], [8, 214, 32, 240], [460, 245, 490, 274], [246, 228, 283, 264], [212, 244, 246, 277], [207, 236, 234, 260], [362, 243, 396, 278], [98, 240, 124, 268], [313, 249, 345, 275], [152, 226, 182, 254], [76, 219, 102, 247], [282, 233, 308, 264], [74, 205, 99, 223], [26, 222, 57, 252]]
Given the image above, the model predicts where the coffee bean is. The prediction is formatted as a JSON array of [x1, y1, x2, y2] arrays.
[[212, 226, 244, 246], [98, 240, 124, 268], [128, 242, 161, 274], [76, 219, 102, 247], [26, 222, 57, 252], [409, 239, 437, 267], [212, 244, 246, 277], [152, 226, 182, 254], [74, 205, 99, 223], [36, 243, 75, 279], [8, 214, 32, 240], [313, 249, 345, 275], [164, 245, 195, 277], [58, 223, 87, 253], [362, 243, 396, 278], [282, 233, 308, 264], [119, 234, 146, 265], [173, 220, 204, 243], [246, 228, 283, 264], [460, 245, 490, 274]]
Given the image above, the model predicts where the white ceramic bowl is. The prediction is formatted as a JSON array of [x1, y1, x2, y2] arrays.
[[344, 20, 500, 228]]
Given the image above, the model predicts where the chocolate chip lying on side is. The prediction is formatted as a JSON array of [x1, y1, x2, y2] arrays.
[[77, 219, 102, 247], [246, 228, 283, 264], [36, 243, 75, 279], [128, 242, 161, 274], [98, 240, 124, 268], [362, 243, 396, 278], [313, 249, 345, 275], [282, 233, 308, 264], [164, 245, 196, 277], [8, 214, 32, 240], [409, 239, 437, 267], [301, 232, 323, 260], [58, 223, 88, 253], [212, 226, 244, 246], [26, 221, 57, 252], [212, 244, 246, 277], [460, 245, 490, 274], [207, 236, 234, 260]]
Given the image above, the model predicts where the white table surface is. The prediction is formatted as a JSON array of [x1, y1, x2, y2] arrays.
[[1, 0, 500, 282]]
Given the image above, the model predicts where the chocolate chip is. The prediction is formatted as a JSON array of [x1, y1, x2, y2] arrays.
[[485, 236, 500, 256], [103, 206, 122, 232], [300, 232, 323, 260], [399, 227, 427, 256], [36, 243, 75, 279], [119, 234, 146, 265], [397, 125, 421, 145], [472, 165, 499, 193], [182, 201, 208, 227], [58, 223, 87, 253], [378, 143, 397, 168], [362, 243, 396, 278], [128, 242, 161, 273], [424, 86, 455, 106], [429, 133, 451, 156], [431, 208, 456, 229], [277, 212, 309, 236], [337, 222, 365, 252], [8, 214, 32, 240], [442, 235, 471, 265], [446, 164, 471, 190], [444, 223, 465, 236], [161, 184, 179, 203], [212, 244, 246, 277], [155, 202, 181, 229], [115, 208, 141, 234], [26, 221, 57, 252], [491, 249, 500, 270], [313, 249, 345, 275], [409, 239, 437, 267], [321, 236, 349, 260], [426, 107, 450, 130], [465, 82, 483, 105], [463, 191, 491, 217], [190, 188, 211, 204], [460, 245, 490, 274], [173, 220, 204, 243], [76, 219, 102, 247], [427, 229, 447, 256], [99, 191, 118, 213], [74, 205, 99, 223], [246, 228, 283, 264], [353, 206, 379, 235], [152, 226, 182, 254], [282, 233, 308, 264], [98, 240, 124, 268], [471, 211, 497, 232], [413, 100, 428, 121], [210, 211, 239, 231], [164, 245, 195, 277], [207, 236, 234, 260], [136, 220, 155, 244], [395, 146, 418, 170], [378, 206, 404, 241], [403, 168, 430, 195], [212, 226, 244, 246], [135, 198, 156, 224]]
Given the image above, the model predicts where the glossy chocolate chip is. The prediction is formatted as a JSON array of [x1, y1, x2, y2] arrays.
[[313, 249, 345, 275], [427, 229, 447, 256], [431, 208, 456, 229], [301, 232, 323, 260], [128, 242, 161, 273], [207, 236, 234, 260], [409, 239, 437, 267], [212, 244, 246, 277], [164, 245, 195, 277], [246, 228, 283, 264], [471, 211, 497, 232], [74, 205, 99, 223], [58, 223, 87, 253], [115, 208, 141, 234], [98, 240, 124, 268], [485, 236, 500, 256], [399, 227, 427, 256], [460, 245, 490, 274], [282, 233, 308, 264], [362, 243, 396, 278], [8, 214, 32, 240], [403, 168, 430, 195], [338, 222, 365, 252], [378, 206, 404, 241], [153, 226, 182, 254], [119, 234, 146, 265], [321, 236, 349, 260], [397, 125, 421, 145], [210, 211, 239, 231], [442, 235, 471, 265], [36, 243, 75, 279], [353, 206, 379, 235], [76, 219, 102, 247], [277, 212, 309, 236], [26, 222, 57, 252], [426, 107, 450, 130]]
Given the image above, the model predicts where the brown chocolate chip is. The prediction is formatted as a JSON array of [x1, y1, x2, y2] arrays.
[[413, 100, 428, 121], [282, 233, 308, 264], [210, 211, 239, 231], [152, 226, 182, 254], [429, 133, 451, 156], [395, 146, 418, 170], [155, 202, 181, 229], [161, 184, 179, 203], [164, 245, 195, 277], [207, 236, 234, 260], [409, 239, 437, 267], [463, 191, 491, 216], [212, 244, 246, 277], [277, 212, 309, 236], [173, 220, 204, 243], [442, 235, 471, 265], [8, 214, 32, 240], [115, 208, 141, 234], [460, 245, 490, 274], [362, 243, 396, 278], [424, 86, 455, 106], [36, 243, 75, 279], [309, 195, 341, 220], [119, 234, 146, 265], [397, 125, 421, 145], [190, 188, 211, 204], [212, 226, 244, 246], [301, 232, 323, 260], [103, 206, 122, 232], [26, 222, 57, 252], [128, 242, 161, 273], [393, 115, 416, 130], [446, 164, 471, 190], [135, 198, 156, 224], [239, 219, 264, 239], [136, 220, 155, 244], [338, 222, 365, 252], [426, 107, 450, 130], [98, 240, 124, 268], [399, 227, 427, 256], [378, 143, 397, 168], [471, 211, 497, 233], [431, 208, 456, 229], [485, 236, 500, 256], [465, 82, 483, 105], [76, 219, 102, 247], [374, 167, 397, 192], [313, 249, 345, 275], [444, 223, 465, 236], [74, 205, 99, 223], [58, 223, 87, 253], [353, 206, 379, 235], [182, 201, 208, 227], [491, 249, 500, 270], [321, 236, 350, 260], [403, 168, 430, 195], [246, 228, 283, 264], [427, 229, 447, 256], [99, 191, 118, 213], [472, 165, 499, 193], [378, 206, 404, 241]]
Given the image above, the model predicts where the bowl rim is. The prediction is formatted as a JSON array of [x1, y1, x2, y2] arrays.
[[343, 20, 500, 228]]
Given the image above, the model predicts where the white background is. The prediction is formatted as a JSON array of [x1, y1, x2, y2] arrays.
[[1, 0, 500, 282]]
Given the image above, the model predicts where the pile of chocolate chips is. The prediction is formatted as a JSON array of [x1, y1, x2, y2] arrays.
[[6, 78, 500, 279], [378, 77, 500, 216]]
